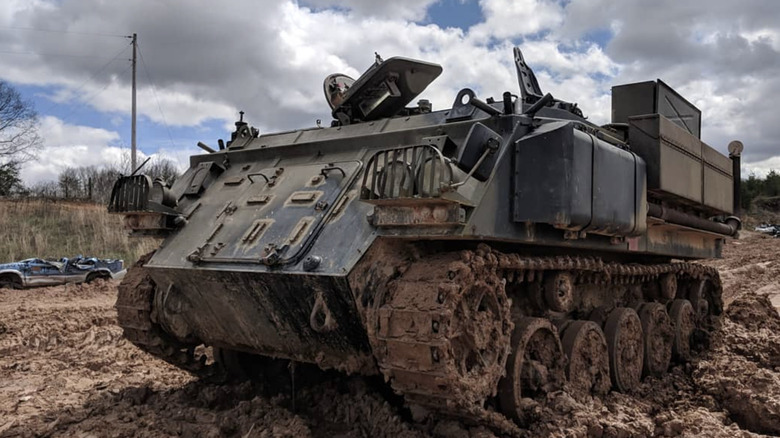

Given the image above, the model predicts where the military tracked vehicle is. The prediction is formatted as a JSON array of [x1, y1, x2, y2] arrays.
[[110, 48, 742, 430]]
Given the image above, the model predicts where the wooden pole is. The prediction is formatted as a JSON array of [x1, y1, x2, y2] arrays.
[[131, 33, 137, 172]]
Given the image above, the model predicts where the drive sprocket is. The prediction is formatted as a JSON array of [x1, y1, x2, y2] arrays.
[[369, 245, 513, 412]]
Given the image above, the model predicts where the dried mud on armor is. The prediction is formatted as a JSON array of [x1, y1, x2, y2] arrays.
[[2, 232, 780, 438]]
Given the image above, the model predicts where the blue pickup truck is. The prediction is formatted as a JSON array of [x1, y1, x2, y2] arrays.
[[0, 256, 125, 289]]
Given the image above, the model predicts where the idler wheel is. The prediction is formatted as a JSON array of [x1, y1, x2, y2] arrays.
[[687, 278, 723, 318], [668, 299, 695, 362], [560, 320, 611, 397], [603, 307, 644, 393], [544, 271, 575, 313], [637, 303, 673, 377], [499, 317, 565, 421]]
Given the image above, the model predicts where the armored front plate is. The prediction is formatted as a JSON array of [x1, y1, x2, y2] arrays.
[[193, 161, 362, 265]]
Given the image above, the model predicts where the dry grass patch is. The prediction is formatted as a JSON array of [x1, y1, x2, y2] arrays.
[[0, 199, 158, 264]]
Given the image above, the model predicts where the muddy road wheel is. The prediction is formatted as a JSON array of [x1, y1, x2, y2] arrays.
[[603, 307, 643, 393], [637, 302, 673, 377], [499, 317, 565, 422], [669, 299, 695, 362], [560, 320, 611, 397]]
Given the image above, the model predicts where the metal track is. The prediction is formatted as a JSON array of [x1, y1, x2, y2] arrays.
[[115, 253, 207, 375], [369, 245, 722, 436], [369, 246, 521, 435]]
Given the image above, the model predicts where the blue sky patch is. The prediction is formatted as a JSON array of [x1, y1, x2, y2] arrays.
[[424, 0, 483, 31], [17, 82, 221, 161], [582, 28, 612, 48]]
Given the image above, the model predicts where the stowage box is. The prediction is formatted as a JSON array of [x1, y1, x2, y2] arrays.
[[628, 114, 733, 215], [513, 121, 647, 236], [612, 79, 702, 139]]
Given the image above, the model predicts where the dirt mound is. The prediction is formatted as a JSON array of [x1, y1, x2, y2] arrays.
[[726, 292, 780, 332], [693, 292, 780, 435], [705, 231, 780, 308]]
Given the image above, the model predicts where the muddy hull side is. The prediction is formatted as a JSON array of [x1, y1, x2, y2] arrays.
[[147, 267, 376, 374]]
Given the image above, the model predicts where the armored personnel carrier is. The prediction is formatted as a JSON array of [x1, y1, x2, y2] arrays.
[[110, 48, 741, 430]]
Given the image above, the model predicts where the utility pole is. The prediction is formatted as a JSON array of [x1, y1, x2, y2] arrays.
[[131, 33, 137, 172]]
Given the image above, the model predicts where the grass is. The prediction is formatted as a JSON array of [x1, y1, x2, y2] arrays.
[[0, 199, 160, 265]]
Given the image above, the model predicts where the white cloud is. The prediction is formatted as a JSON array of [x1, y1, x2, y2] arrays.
[[20, 117, 123, 183], [744, 156, 780, 179], [469, 0, 563, 41], [19, 116, 190, 184], [299, 0, 439, 20], [0, 0, 778, 184]]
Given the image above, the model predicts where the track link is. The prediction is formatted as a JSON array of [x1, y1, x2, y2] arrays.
[[115, 253, 207, 375], [368, 244, 722, 435]]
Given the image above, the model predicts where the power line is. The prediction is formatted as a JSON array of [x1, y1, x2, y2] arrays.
[[39, 42, 132, 115], [0, 50, 120, 59], [0, 25, 128, 39], [136, 41, 178, 149], [58, 62, 134, 125]]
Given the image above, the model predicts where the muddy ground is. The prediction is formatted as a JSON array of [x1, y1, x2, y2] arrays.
[[1, 232, 780, 437]]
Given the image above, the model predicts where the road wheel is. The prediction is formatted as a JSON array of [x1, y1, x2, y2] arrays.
[[637, 302, 673, 377], [560, 320, 611, 397], [499, 317, 565, 422], [668, 299, 695, 362], [603, 307, 644, 393]]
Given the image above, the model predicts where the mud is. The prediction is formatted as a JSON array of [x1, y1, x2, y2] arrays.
[[1, 231, 780, 437]]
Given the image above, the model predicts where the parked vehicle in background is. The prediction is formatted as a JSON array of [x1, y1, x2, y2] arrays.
[[755, 224, 780, 237], [0, 256, 125, 289]]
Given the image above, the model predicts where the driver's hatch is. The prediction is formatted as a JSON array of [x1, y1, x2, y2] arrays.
[[187, 161, 362, 266]]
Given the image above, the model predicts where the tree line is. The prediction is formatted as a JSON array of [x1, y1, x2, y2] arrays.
[[741, 171, 780, 212], [1, 156, 180, 203], [0, 79, 179, 202]]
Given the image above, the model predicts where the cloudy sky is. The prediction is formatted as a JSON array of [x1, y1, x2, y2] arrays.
[[1, 0, 779, 184]]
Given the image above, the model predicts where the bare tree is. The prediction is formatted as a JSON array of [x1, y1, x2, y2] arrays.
[[111, 149, 181, 183], [0, 81, 42, 164], [91, 167, 121, 203], [58, 167, 81, 198], [49, 155, 180, 203], [28, 180, 59, 198], [146, 156, 180, 184]]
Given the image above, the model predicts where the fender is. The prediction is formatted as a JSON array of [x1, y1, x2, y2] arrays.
[[0, 269, 26, 287]]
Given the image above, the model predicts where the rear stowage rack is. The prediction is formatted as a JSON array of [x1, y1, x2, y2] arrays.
[[108, 174, 179, 235], [109, 175, 153, 213]]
